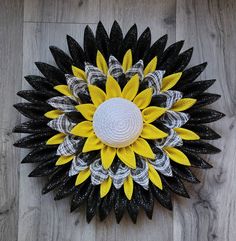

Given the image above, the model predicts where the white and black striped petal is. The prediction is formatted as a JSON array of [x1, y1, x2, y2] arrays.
[[90, 159, 109, 185], [108, 165, 130, 189], [47, 96, 76, 112], [85, 62, 106, 84], [157, 90, 183, 109], [69, 154, 88, 176], [155, 129, 183, 148], [160, 110, 189, 128], [108, 55, 123, 78], [125, 60, 144, 80]]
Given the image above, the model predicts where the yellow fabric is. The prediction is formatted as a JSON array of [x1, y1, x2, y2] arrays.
[[100, 177, 112, 198], [174, 127, 200, 140], [121, 74, 139, 101], [44, 110, 63, 119], [46, 133, 66, 145], [148, 163, 163, 190], [143, 57, 157, 76], [70, 121, 93, 137], [88, 85, 106, 107], [133, 88, 153, 109], [117, 146, 136, 169], [75, 168, 91, 186], [101, 146, 116, 169], [142, 106, 166, 123], [96, 50, 108, 75], [124, 175, 133, 200], [164, 147, 191, 166], [54, 85, 72, 96], [106, 75, 122, 99], [132, 138, 155, 159], [171, 98, 197, 112], [75, 104, 96, 121], [82, 134, 104, 152], [72, 66, 86, 80], [161, 72, 182, 92], [122, 49, 132, 72], [56, 155, 74, 166], [141, 123, 168, 139]]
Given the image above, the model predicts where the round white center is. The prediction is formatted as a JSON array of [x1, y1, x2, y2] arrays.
[[93, 98, 143, 148]]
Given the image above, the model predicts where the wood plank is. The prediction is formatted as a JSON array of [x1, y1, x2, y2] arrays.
[[0, 0, 23, 240], [175, 0, 236, 240], [24, 0, 100, 23], [99, 1, 176, 240], [18, 23, 98, 241]]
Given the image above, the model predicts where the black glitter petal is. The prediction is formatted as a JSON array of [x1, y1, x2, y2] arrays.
[[84, 25, 97, 65], [109, 21, 123, 59]]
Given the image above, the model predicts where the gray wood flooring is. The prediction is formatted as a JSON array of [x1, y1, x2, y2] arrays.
[[0, 0, 235, 240]]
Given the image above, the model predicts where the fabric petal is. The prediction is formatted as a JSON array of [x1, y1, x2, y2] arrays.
[[90, 159, 109, 185], [44, 110, 63, 119], [124, 175, 133, 200], [132, 138, 155, 159], [122, 49, 132, 72], [54, 85, 72, 96], [144, 57, 157, 76], [117, 146, 136, 169], [70, 121, 93, 137], [174, 127, 200, 140], [121, 74, 139, 101], [143, 70, 165, 95], [101, 146, 117, 169], [85, 62, 106, 85], [108, 165, 130, 189], [75, 103, 96, 121], [69, 153, 91, 176], [100, 177, 112, 198], [88, 85, 106, 107], [125, 59, 144, 80], [148, 163, 163, 189], [47, 96, 76, 112], [108, 55, 123, 78], [96, 50, 108, 75], [133, 88, 152, 109], [75, 168, 91, 186], [66, 74, 88, 98], [141, 123, 168, 139], [142, 106, 166, 123], [72, 65, 86, 80], [56, 135, 83, 156], [56, 155, 74, 166], [156, 90, 183, 109], [155, 129, 183, 148], [171, 98, 197, 112], [161, 72, 182, 91], [46, 133, 66, 145], [106, 75, 122, 99], [160, 110, 190, 128], [82, 134, 104, 152], [164, 147, 191, 166]]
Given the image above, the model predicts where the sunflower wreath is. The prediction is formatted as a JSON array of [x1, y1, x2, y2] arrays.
[[14, 21, 224, 223]]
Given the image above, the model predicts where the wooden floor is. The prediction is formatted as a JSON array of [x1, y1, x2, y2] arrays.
[[0, 0, 235, 240]]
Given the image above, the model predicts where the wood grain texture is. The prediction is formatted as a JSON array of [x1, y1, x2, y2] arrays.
[[0, 0, 234, 240], [0, 0, 23, 241], [175, 0, 236, 240]]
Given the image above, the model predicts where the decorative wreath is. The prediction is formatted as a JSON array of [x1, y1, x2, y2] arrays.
[[14, 21, 224, 223]]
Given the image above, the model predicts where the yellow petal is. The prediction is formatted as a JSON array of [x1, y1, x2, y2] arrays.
[[56, 155, 74, 166], [122, 49, 132, 72], [143, 57, 157, 76], [164, 147, 191, 166], [106, 75, 121, 99], [75, 168, 91, 186], [174, 127, 200, 140], [70, 121, 93, 137], [148, 163, 163, 190], [121, 74, 139, 101], [142, 106, 166, 123], [133, 88, 153, 109], [54, 85, 72, 96], [117, 146, 136, 169], [44, 110, 63, 119], [132, 138, 155, 159], [72, 65, 86, 80], [75, 104, 96, 121], [161, 72, 182, 91], [171, 98, 197, 112], [101, 146, 117, 169], [100, 177, 112, 198], [141, 123, 168, 139], [46, 133, 66, 145], [88, 85, 106, 107], [96, 50, 108, 75], [82, 134, 104, 152], [124, 175, 133, 200]]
